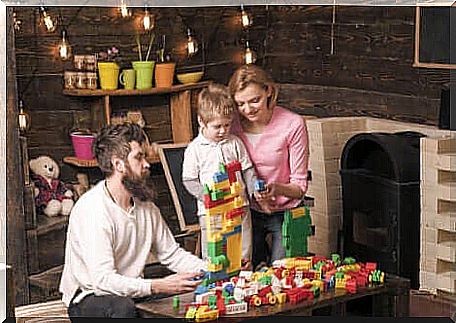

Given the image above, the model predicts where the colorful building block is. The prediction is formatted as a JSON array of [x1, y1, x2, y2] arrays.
[[282, 206, 313, 257]]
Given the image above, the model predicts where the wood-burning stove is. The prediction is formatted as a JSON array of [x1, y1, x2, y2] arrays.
[[340, 131, 424, 289]]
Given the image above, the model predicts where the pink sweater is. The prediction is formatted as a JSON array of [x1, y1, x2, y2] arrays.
[[232, 106, 309, 211]]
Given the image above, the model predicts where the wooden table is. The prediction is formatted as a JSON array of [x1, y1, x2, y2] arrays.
[[136, 274, 410, 319]]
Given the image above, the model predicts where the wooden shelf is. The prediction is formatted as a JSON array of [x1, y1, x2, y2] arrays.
[[64, 155, 160, 168], [63, 81, 211, 97]]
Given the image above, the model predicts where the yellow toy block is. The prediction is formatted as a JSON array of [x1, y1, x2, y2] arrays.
[[335, 278, 346, 289], [212, 179, 230, 191], [276, 292, 287, 304], [291, 206, 306, 219]]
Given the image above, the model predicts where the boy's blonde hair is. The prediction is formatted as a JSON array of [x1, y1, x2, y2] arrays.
[[197, 83, 236, 124], [228, 64, 278, 110]]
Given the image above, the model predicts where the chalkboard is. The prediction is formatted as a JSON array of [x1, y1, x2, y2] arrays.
[[414, 6, 456, 69], [158, 143, 199, 233]]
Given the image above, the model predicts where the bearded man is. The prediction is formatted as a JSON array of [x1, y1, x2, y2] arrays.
[[59, 123, 206, 320]]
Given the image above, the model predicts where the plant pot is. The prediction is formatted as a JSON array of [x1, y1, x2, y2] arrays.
[[132, 61, 155, 90], [70, 132, 96, 160], [154, 62, 176, 88], [97, 62, 120, 90]]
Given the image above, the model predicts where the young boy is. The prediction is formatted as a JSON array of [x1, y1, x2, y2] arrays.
[[182, 83, 257, 267]]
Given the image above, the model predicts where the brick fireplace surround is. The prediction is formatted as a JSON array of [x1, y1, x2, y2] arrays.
[[304, 116, 455, 294]]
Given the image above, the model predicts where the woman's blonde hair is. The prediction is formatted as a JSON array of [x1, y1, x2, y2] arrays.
[[197, 83, 236, 124], [228, 64, 278, 109]]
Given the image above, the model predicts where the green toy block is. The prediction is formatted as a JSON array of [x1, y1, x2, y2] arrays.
[[331, 253, 341, 266], [219, 163, 226, 173], [173, 295, 180, 309], [282, 206, 312, 257], [342, 257, 356, 265]]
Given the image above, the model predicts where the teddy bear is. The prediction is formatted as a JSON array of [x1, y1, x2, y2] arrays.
[[29, 155, 74, 217]]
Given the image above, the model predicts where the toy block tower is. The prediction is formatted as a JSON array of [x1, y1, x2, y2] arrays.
[[203, 161, 245, 283], [282, 206, 313, 257]]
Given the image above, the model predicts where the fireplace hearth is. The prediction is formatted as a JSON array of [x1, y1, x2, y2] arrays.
[[340, 131, 425, 289]]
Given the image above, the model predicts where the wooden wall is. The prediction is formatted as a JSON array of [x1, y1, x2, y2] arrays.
[[9, 5, 450, 304]]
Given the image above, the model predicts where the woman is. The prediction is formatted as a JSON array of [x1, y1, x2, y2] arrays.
[[228, 64, 309, 270]]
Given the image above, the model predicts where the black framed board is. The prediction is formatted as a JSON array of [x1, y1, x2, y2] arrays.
[[157, 143, 199, 233], [414, 6, 456, 69]]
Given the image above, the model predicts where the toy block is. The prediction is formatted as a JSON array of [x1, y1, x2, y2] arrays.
[[213, 171, 229, 183], [225, 302, 248, 315], [254, 179, 267, 192], [212, 179, 230, 191], [282, 206, 313, 258]]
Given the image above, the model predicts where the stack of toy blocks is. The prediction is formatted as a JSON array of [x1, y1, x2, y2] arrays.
[[282, 206, 313, 257], [203, 161, 245, 282], [420, 136, 456, 294]]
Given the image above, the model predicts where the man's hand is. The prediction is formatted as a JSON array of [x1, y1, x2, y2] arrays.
[[151, 272, 202, 295]]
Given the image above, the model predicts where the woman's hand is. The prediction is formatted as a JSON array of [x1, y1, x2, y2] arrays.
[[150, 272, 202, 295]]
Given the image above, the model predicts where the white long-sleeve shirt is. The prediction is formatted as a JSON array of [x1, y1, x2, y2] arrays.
[[59, 180, 206, 306]]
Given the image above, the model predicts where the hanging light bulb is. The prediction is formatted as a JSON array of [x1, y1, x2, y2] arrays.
[[18, 100, 31, 134], [187, 28, 199, 57], [13, 11, 22, 32], [240, 4, 252, 28], [119, 0, 131, 18], [244, 41, 257, 64], [40, 6, 56, 32], [143, 7, 155, 31], [58, 30, 72, 60]]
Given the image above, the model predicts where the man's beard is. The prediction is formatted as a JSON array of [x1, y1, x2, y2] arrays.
[[122, 164, 156, 202]]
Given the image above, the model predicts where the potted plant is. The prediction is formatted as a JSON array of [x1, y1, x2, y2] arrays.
[[154, 35, 176, 88], [97, 46, 121, 90], [132, 32, 156, 90]]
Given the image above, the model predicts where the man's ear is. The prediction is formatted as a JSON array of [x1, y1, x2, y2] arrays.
[[112, 157, 125, 173]]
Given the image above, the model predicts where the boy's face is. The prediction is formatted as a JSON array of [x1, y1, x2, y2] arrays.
[[199, 115, 232, 143]]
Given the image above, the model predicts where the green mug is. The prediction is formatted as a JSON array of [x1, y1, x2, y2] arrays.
[[119, 69, 136, 90], [132, 61, 155, 90]]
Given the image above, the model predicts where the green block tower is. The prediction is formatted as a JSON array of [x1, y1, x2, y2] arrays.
[[282, 206, 312, 257]]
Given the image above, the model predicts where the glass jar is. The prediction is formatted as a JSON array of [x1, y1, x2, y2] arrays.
[[84, 55, 97, 71], [75, 72, 86, 89], [86, 72, 97, 90], [64, 71, 77, 89], [74, 55, 85, 70]]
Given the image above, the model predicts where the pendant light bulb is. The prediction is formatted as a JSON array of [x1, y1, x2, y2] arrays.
[[143, 8, 154, 31], [187, 28, 199, 56], [40, 6, 56, 32], [58, 30, 72, 60], [240, 4, 252, 28], [244, 41, 257, 64], [119, 0, 131, 17], [18, 100, 31, 134]]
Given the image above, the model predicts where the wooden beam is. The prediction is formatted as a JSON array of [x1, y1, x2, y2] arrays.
[[6, 7, 30, 305]]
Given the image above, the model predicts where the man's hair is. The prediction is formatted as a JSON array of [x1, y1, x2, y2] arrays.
[[93, 123, 146, 177], [197, 83, 236, 124], [228, 64, 278, 109]]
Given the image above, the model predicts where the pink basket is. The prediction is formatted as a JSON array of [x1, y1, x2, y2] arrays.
[[70, 133, 95, 160]]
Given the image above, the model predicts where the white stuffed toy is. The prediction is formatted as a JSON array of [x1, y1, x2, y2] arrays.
[[29, 155, 74, 217]]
